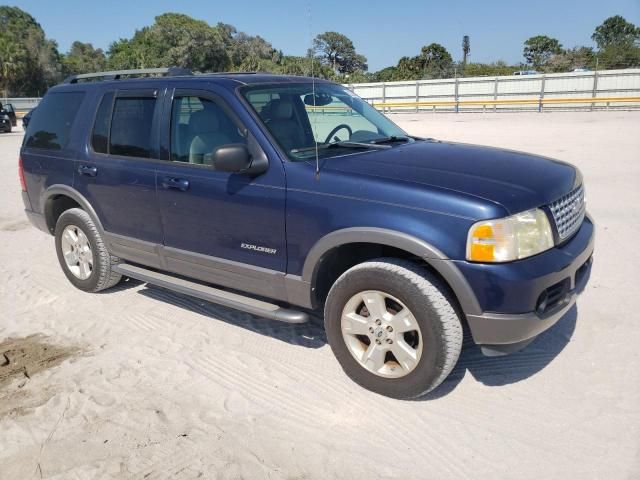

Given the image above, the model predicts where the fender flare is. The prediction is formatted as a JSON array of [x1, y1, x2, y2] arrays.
[[40, 184, 105, 236], [301, 227, 482, 316]]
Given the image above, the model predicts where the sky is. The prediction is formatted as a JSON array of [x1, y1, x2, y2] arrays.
[[10, 0, 640, 71]]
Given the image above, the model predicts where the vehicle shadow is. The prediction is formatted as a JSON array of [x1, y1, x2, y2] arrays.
[[420, 305, 578, 400], [126, 279, 579, 395], [98, 276, 144, 293], [136, 284, 327, 349]]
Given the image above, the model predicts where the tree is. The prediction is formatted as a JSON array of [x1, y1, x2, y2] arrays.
[[62, 41, 106, 75], [312, 32, 367, 74], [592, 15, 639, 49], [523, 35, 562, 69], [462, 35, 470, 68], [371, 66, 399, 82], [591, 16, 640, 69], [0, 6, 61, 96], [419, 43, 453, 78], [107, 13, 231, 72], [546, 46, 596, 72], [462, 60, 519, 77], [597, 43, 640, 69]]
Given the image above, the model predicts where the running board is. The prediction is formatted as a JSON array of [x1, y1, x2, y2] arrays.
[[113, 264, 309, 324]]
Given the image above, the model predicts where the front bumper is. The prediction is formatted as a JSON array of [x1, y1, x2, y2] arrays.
[[459, 215, 594, 356]]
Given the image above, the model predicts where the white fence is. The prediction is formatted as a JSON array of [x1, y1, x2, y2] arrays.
[[347, 68, 640, 112], [4, 69, 640, 115], [0, 97, 40, 115]]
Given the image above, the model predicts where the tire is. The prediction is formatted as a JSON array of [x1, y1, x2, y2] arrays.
[[55, 208, 122, 292], [324, 258, 462, 399]]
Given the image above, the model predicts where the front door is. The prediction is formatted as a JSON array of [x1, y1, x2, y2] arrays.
[[154, 88, 287, 296]]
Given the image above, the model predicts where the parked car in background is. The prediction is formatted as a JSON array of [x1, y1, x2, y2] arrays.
[[0, 108, 11, 133], [0, 102, 17, 127], [513, 70, 539, 75], [20, 67, 594, 399], [22, 108, 35, 130]]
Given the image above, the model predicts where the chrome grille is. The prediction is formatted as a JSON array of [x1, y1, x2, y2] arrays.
[[548, 184, 586, 240]]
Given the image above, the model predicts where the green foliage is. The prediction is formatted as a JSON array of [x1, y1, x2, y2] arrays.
[[61, 42, 106, 76], [462, 61, 520, 77], [370, 66, 399, 82], [375, 43, 454, 81], [546, 47, 596, 72], [597, 43, 640, 70], [420, 43, 454, 78], [3, 6, 640, 95], [312, 32, 367, 74], [523, 35, 562, 68], [592, 15, 639, 49], [106, 13, 231, 72], [0, 6, 61, 96], [590, 16, 640, 70]]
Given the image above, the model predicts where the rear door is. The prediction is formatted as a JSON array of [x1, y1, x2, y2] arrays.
[[154, 87, 287, 296], [74, 87, 165, 265]]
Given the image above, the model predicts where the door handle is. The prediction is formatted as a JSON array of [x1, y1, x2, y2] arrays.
[[78, 165, 98, 177], [161, 177, 190, 191]]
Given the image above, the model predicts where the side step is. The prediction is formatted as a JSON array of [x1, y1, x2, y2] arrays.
[[113, 264, 309, 324]]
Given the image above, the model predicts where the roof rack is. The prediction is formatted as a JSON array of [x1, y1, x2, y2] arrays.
[[63, 67, 192, 84]]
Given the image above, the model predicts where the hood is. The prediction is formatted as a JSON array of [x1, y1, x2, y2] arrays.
[[324, 140, 579, 215]]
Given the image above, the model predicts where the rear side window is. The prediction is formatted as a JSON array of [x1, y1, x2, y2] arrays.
[[91, 92, 114, 154], [25, 92, 85, 150], [109, 97, 156, 158]]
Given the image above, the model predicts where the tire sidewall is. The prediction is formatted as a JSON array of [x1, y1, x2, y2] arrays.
[[55, 210, 101, 292], [325, 263, 454, 399]]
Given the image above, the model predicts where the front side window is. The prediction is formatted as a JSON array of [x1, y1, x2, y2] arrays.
[[242, 83, 411, 161], [109, 97, 156, 158], [25, 92, 85, 150], [170, 95, 246, 165]]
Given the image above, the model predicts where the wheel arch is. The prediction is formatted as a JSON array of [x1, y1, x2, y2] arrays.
[[302, 227, 482, 316], [41, 185, 105, 236]]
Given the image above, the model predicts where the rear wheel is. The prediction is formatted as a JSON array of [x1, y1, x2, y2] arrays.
[[55, 208, 121, 292], [324, 258, 462, 399]]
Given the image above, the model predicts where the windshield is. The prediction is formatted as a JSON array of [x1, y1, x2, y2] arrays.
[[241, 83, 412, 161]]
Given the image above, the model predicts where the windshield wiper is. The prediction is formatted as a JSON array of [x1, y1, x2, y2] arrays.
[[368, 135, 411, 145], [291, 141, 391, 154]]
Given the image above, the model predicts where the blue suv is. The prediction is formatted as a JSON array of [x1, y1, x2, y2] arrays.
[[20, 68, 594, 398]]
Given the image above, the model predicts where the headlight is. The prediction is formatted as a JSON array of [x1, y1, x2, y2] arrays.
[[466, 208, 554, 262], [1, 114, 9, 120]]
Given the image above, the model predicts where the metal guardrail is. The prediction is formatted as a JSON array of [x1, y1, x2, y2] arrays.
[[373, 96, 640, 111]]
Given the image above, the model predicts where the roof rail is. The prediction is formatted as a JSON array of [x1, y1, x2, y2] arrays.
[[63, 67, 192, 84]]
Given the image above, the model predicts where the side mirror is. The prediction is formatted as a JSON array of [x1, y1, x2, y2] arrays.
[[210, 143, 269, 176], [208, 144, 252, 173]]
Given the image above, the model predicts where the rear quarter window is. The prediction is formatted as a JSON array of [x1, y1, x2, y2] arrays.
[[25, 92, 85, 150]]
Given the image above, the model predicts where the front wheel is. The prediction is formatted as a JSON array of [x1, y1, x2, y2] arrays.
[[324, 258, 462, 399]]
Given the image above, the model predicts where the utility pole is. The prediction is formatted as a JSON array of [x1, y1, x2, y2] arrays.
[[462, 35, 470, 72]]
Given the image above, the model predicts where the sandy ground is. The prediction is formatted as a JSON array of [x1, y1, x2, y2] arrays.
[[0, 111, 639, 479]]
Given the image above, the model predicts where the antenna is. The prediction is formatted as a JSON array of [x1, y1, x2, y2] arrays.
[[308, 1, 320, 178]]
